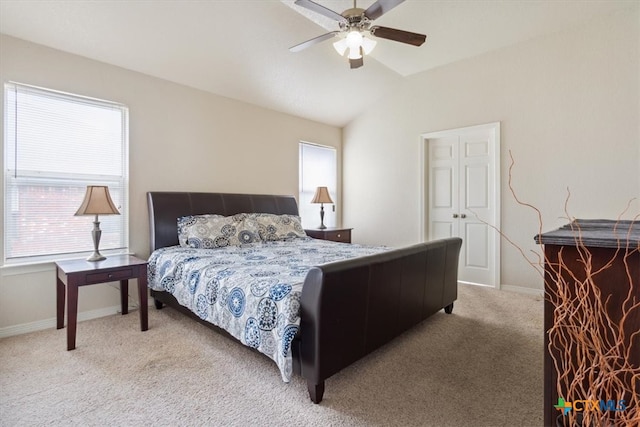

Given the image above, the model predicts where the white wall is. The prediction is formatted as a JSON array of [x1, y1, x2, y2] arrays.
[[343, 8, 640, 291], [0, 35, 341, 332]]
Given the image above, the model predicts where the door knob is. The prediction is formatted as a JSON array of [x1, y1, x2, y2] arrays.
[[452, 213, 459, 218], [460, 213, 467, 218]]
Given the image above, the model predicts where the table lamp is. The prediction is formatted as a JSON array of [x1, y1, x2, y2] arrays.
[[75, 185, 120, 261], [310, 186, 333, 230]]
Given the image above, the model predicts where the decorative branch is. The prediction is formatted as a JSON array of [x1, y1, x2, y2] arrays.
[[476, 151, 639, 426]]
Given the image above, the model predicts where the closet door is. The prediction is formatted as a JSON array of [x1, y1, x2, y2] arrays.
[[425, 123, 500, 287]]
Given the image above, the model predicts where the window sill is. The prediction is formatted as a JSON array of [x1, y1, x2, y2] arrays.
[[1, 251, 133, 277]]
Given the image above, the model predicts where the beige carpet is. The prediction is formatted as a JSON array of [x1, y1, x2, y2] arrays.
[[0, 284, 544, 427]]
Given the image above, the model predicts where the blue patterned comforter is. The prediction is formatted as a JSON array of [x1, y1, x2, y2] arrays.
[[147, 237, 388, 382]]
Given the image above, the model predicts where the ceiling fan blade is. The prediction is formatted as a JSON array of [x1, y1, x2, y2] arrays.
[[294, 0, 348, 24], [370, 26, 426, 46], [289, 31, 340, 52], [363, 0, 405, 20], [349, 57, 364, 69]]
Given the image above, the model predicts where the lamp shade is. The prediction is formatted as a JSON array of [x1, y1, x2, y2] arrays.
[[333, 38, 348, 56], [75, 186, 120, 216], [361, 36, 377, 55], [310, 186, 333, 204], [348, 46, 362, 60]]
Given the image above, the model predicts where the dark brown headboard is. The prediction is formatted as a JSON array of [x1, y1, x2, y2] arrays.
[[147, 192, 299, 252]]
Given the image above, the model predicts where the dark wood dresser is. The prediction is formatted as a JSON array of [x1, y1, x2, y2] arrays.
[[535, 220, 639, 426]]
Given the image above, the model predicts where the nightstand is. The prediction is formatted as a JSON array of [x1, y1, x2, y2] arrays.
[[55, 254, 148, 350], [305, 227, 352, 243]]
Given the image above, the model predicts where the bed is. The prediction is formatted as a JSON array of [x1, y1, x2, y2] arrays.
[[147, 191, 462, 403]]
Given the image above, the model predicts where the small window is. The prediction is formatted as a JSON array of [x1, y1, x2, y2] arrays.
[[3, 82, 129, 264], [298, 142, 337, 229]]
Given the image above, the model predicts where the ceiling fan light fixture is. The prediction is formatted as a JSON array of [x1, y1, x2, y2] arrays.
[[335, 31, 375, 59], [290, 0, 427, 69]]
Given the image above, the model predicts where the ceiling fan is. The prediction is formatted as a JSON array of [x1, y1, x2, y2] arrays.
[[289, 0, 426, 69]]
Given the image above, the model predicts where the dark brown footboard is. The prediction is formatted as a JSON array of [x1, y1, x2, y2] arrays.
[[294, 237, 462, 403]]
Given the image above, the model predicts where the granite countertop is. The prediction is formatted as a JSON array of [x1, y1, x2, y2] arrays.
[[534, 219, 640, 249]]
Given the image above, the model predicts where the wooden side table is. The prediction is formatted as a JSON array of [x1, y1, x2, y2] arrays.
[[55, 254, 148, 350], [305, 227, 352, 243]]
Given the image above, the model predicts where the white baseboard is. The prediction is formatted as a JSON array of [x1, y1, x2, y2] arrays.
[[0, 302, 149, 339], [459, 280, 494, 288], [459, 281, 543, 297], [500, 284, 544, 297]]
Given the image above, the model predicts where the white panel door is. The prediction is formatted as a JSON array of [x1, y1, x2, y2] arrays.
[[428, 137, 459, 240], [424, 123, 500, 287]]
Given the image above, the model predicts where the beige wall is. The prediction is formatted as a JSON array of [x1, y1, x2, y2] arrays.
[[0, 35, 341, 332], [343, 8, 640, 291], [2, 6, 639, 332]]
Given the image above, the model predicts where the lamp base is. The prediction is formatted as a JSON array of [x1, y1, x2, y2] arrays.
[[88, 215, 106, 262], [86, 252, 106, 262], [318, 203, 327, 229]]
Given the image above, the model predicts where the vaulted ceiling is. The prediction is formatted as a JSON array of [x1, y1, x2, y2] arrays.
[[0, 0, 636, 127]]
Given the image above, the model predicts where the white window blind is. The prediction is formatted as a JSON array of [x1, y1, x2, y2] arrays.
[[3, 82, 129, 264], [299, 142, 337, 229]]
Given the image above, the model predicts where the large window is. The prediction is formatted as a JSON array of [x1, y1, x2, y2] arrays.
[[3, 83, 129, 265], [299, 142, 337, 229]]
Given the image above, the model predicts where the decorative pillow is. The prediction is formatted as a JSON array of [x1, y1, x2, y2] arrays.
[[177, 213, 260, 248], [248, 213, 307, 241]]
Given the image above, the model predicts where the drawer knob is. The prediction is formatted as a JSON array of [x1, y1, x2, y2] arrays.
[[337, 234, 341, 238]]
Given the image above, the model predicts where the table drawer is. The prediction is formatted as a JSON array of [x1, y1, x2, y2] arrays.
[[324, 230, 351, 243], [86, 268, 134, 283]]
